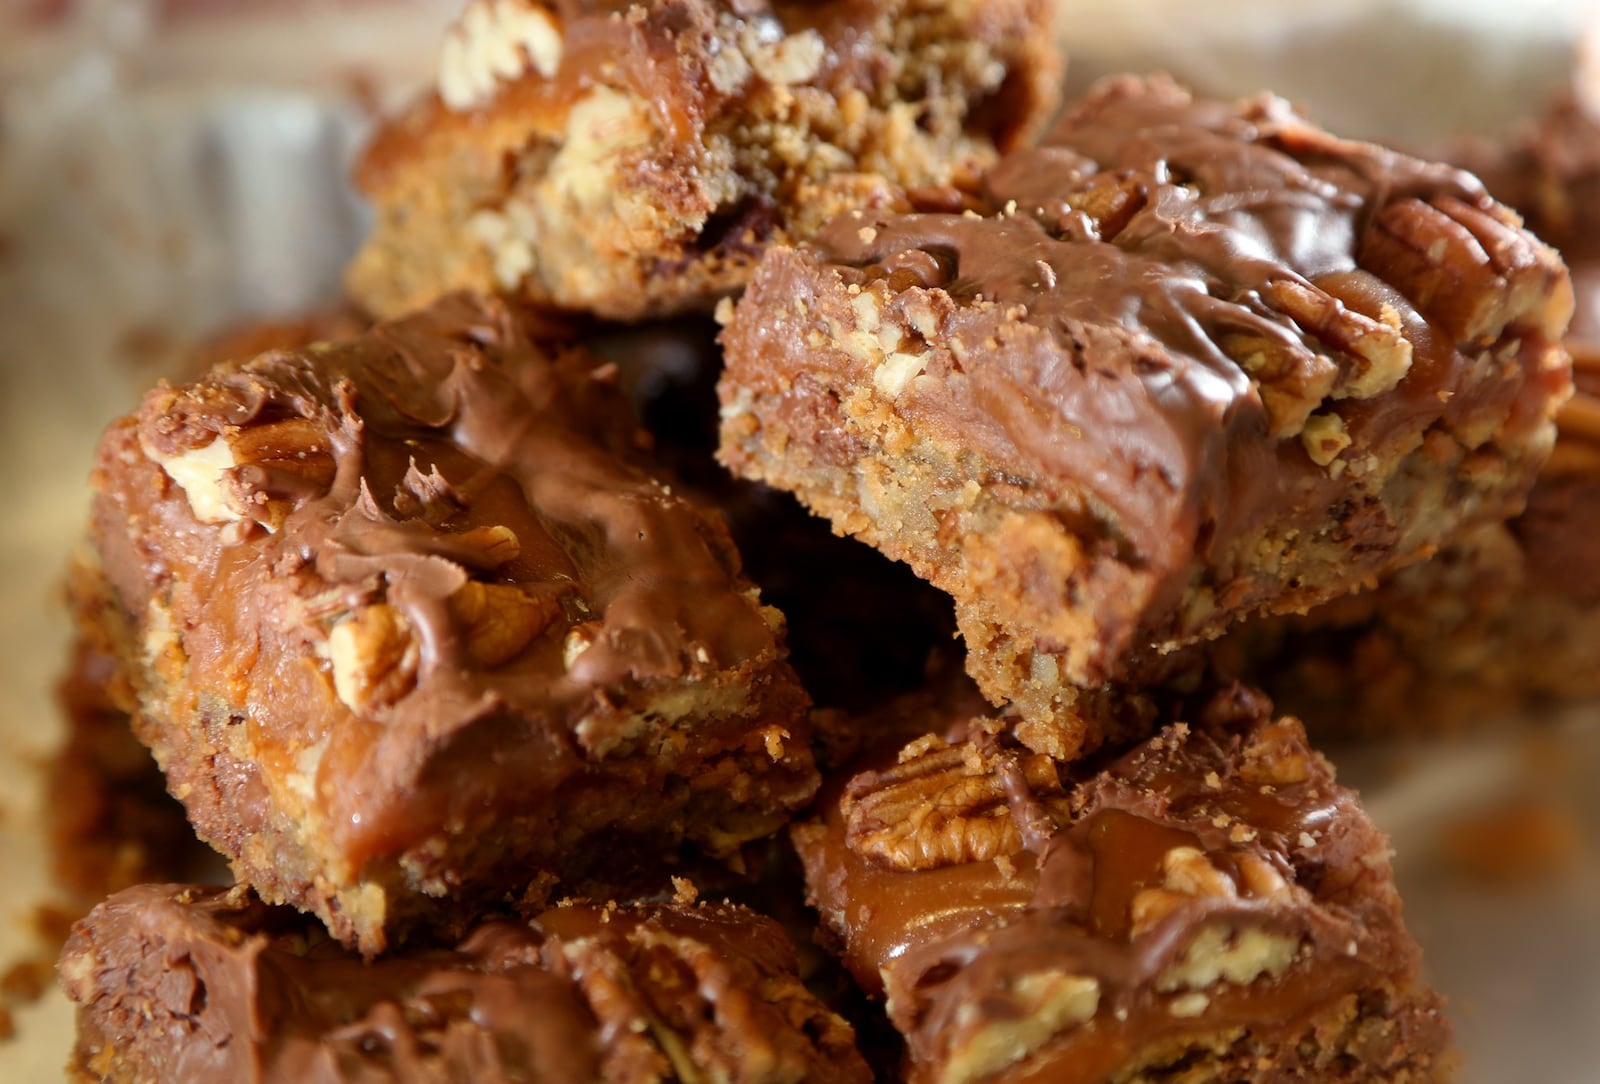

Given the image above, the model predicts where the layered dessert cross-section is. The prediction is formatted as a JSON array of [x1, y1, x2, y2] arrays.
[[793, 682, 1452, 1083], [59, 885, 873, 1084], [719, 74, 1574, 757], [79, 293, 817, 954], [348, 0, 1061, 321], [1217, 342, 1600, 731], [1215, 86, 1600, 731]]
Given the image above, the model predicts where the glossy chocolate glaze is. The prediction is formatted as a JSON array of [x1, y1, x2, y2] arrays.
[[803, 75, 1569, 626], [795, 685, 1435, 1082], [93, 293, 809, 877], [60, 885, 872, 1084]]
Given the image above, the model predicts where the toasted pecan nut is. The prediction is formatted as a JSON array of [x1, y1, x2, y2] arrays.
[[448, 581, 562, 668], [1361, 195, 1570, 346], [843, 738, 1066, 871], [144, 415, 338, 531], [1265, 278, 1413, 401], [329, 603, 420, 714]]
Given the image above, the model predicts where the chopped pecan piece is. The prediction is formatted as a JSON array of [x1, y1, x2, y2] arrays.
[[448, 581, 562, 668]]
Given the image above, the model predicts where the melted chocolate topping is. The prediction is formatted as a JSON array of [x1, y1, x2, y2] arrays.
[[804, 75, 1566, 619], [60, 886, 870, 1084], [795, 687, 1424, 1082], [110, 294, 789, 866]]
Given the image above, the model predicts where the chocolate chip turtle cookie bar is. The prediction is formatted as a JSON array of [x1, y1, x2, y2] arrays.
[[1214, 88, 1600, 732], [1218, 340, 1600, 732], [79, 293, 817, 955], [793, 683, 1452, 1083], [719, 75, 1574, 758], [347, 0, 1061, 321], [59, 884, 873, 1084]]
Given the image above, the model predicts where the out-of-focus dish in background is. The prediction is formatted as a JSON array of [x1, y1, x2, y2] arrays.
[[0, 1, 1595, 1080]]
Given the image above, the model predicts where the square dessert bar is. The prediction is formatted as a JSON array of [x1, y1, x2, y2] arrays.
[[80, 293, 817, 954], [1216, 331, 1600, 733], [347, 0, 1060, 321], [59, 884, 873, 1084], [1215, 88, 1600, 733], [719, 74, 1574, 760], [793, 683, 1452, 1083]]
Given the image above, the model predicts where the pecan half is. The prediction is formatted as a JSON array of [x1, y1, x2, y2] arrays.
[[1266, 277, 1413, 401], [1129, 845, 1237, 937], [843, 738, 1067, 872], [1360, 195, 1571, 347], [328, 603, 420, 713], [438, 0, 564, 113], [1217, 275, 1415, 441], [1235, 717, 1315, 788], [943, 971, 1101, 1084]]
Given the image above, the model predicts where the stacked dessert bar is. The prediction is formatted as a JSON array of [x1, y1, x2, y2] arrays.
[[55, 2, 1586, 1081], [1214, 84, 1600, 734]]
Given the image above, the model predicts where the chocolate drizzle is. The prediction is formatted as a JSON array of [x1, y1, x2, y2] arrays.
[[59, 886, 872, 1084], [797, 74, 1569, 636], [794, 687, 1429, 1082], [98, 293, 811, 893]]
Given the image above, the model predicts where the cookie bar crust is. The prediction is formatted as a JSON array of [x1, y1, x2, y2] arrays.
[[48, 638, 212, 905], [1222, 89, 1600, 733], [793, 685, 1452, 1083], [720, 75, 1573, 756], [348, 0, 1061, 321], [82, 294, 817, 954], [1220, 342, 1600, 731], [59, 884, 873, 1084]]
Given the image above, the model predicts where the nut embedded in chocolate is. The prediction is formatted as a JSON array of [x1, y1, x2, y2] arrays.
[[80, 293, 818, 954], [348, 0, 1062, 320], [719, 74, 1574, 755], [793, 681, 1453, 1083], [59, 885, 874, 1084]]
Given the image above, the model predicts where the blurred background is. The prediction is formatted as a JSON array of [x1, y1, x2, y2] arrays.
[[1, 1, 1596, 1079]]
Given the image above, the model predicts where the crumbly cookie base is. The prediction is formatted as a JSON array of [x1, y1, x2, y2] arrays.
[[723, 384, 1544, 758], [348, 0, 1058, 320]]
